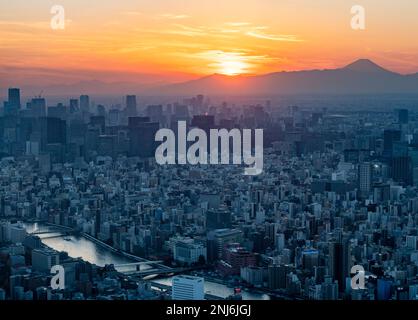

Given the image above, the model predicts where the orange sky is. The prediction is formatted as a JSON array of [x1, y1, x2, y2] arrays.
[[1, 0, 418, 81]]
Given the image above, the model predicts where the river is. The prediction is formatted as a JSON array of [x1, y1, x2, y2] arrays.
[[23, 222, 270, 300]]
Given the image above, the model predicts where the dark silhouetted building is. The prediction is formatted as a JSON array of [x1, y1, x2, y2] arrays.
[[30, 98, 46, 118], [398, 109, 409, 124], [383, 129, 401, 158], [128, 119, 159, 158], [126, 95, 137, 117], [80, 95, 90, 113]]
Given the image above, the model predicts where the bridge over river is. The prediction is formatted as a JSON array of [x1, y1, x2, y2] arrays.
[[26, 222, 183, 276]]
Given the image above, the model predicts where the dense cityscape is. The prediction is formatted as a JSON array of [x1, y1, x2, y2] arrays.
[[1, 87, 418, 301]]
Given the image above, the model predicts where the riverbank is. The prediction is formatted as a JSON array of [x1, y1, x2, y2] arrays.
[[22, 222, 270, 300]]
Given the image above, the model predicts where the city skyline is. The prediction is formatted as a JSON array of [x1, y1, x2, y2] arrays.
[[2, 0, 418, 306]]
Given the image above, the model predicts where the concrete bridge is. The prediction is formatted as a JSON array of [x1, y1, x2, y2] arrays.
[[123, 266, 188, 277], [114, 261, 164, 271], [28, 223, 175, 275]]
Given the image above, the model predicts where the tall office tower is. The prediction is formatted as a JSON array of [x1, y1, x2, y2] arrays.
[[146, 104, 163, 122], [302, 249, 319, 270], [165, 104, 173, 116], [206, 208, 232, 230], [172, 275, 204, 300], [392, 156, 412, 185], [97, 104, 106, 117], [358, 162, 372, 197], [191, 115, 215, 133], [80, 95, 90, 113], [95, 210, 101, 237], [48, 103, 67, 119], [189, 94, 203, 115], [268, 264, 289, 290], [108, 109, 120, 126], [409, 147, 418, 185], [373, 183, 391, 203], [128, 119, 159, 158], [322, 277, 339, 300], [383, 129, 401, 158], [206, 229, 243, 261], [8, 88, 21, 110], [174, 104, 189, 118], [398, 109, 409, 124], [30, 98, 46, 117], [329, 241, 350, 293], [69, 99, 79, 113], [90, 116, 105, 134], [191, 115, 215, 154], [41, 117, 67, 145], [393, 141, 408, 157], [189, 94, 205, 115], [31, 248, 60, 273], [126, 95, 137, 117], [97, 135, 117, 158]]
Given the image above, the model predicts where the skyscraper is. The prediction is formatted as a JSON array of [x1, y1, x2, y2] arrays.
[[126, 95, 137, 117], [191, 115, 215, 133], [398, 109, 409, 124], [30, 98, 46, 118], [42, 117, 67, 145], [8, 88, 21, 110], [70, 99, 79, 112], [95, 210, 101, 237], [80, 95, 90, 113], [31, 248, 60, 273], [358, 162, 372, 197], [206, 208, 232, 230], [329, 241, 350, 293], [128, 120, 159, 158], [392, 156, 412, 185], [383, 129, 401, 158]]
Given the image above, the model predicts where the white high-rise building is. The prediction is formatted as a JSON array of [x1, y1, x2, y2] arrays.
[[172, 275, 204, 300]]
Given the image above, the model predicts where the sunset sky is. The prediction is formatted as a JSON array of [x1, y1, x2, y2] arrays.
[[1, 0, 418, 84]]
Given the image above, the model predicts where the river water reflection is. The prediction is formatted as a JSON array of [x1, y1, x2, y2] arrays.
[[23, 222, 270, 300]]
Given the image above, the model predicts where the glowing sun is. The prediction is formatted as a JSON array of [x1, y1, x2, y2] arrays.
[[204, 51, 251, 76], [219, 59, 248, 76]]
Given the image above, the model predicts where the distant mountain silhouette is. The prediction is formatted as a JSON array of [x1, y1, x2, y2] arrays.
[[2, 59, 417, 97], [155, 59, 418, 95], [343, 59, 393, 73]]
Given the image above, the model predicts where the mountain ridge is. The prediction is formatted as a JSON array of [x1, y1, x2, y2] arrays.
[[2, 59, 418, 96], [154, 59, 418, 95]]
